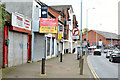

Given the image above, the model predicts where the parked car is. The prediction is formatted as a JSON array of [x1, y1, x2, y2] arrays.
[[106, 50, 113, 58], [104, 49, 108, 53], [109, 51, 120, 62], [93, 49, 101, 56], [88, 46, 96, 53]]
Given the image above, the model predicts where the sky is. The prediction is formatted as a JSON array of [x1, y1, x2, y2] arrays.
[[40, 0, 119, 34]]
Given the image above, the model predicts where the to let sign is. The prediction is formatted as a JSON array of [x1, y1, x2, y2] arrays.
[[39, 18, 58, 33], [12, 12, 31, 31]]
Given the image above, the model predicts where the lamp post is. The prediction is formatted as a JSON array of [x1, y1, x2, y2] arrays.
[[80, 0, 83, 56], [86, 8, 95, 41]]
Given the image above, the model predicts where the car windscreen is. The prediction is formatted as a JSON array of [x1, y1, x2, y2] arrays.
[[113, 53, 120, 54], [109, 51, 113, 52]]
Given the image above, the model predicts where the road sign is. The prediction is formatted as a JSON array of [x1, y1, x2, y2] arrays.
[[72, 28, 80, 36], [84, 41, 87, 45], [72, 36, 79, 39], [58, 33, 62, 40], [99, 41, 102, 46], [59, 25, 63, 32]]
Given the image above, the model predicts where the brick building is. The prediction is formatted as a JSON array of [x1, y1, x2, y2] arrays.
[[82, 30, 119, 48], [51, 5, 78, 54]]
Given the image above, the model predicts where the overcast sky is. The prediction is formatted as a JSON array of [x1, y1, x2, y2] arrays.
[[41, 0, 119, 34]]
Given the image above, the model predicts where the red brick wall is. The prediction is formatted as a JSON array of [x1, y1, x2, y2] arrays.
[[48, 8, 60, 18], [82, 30, 107, 46], [65, 10, 69, 40]]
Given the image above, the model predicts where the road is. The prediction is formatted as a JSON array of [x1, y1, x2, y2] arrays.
[[88, 53, 119, 78]]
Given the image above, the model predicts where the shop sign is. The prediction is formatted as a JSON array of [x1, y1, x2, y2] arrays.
[[59, 25, 63, 32], [39, 18, 58, 33], [12, 12, 31, 31], [41, 6, 48, 18], [58, 33, 62, 40]]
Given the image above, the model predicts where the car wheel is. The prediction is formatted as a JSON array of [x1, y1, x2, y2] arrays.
[[106, 56, 108, 58], [111, 58, 114, 62], [109, 58, 111, 62], [109, 57, 112, 62]]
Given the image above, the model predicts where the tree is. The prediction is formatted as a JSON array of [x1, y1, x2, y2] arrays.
[[83, 28, 89, 35], [0, 3, 7, 29], [0, 3, 7, 69]]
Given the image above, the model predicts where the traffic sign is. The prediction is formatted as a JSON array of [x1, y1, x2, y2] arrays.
[[58, 33, 62, 40], [59, 25, 63, 32], [72, 28, 80, 36], [72, 36, 79, 39]]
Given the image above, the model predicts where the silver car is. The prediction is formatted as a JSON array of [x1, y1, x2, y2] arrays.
[[106, 50, 113, 58]]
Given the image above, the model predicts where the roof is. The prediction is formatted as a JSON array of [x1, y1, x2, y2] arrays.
[[50, 5, 74, 13], [93, 30, 118, 39]]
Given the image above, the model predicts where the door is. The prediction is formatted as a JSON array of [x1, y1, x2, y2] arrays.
[[8, 31, 27, 67], [52, 38, 54, 55], [27, 35, 31, 61], [47, 37, 50, 56]]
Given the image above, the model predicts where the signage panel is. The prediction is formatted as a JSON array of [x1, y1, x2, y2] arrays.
[[59, 25, 63, 32], [41, 6, 48, 18], [12, 12, 31, 31], [72, 28, 80, 36], [72, 36, 79, 39], [58, 33, 62, 40], [99, 41, 102, 46], [39, 18, 58, 33]]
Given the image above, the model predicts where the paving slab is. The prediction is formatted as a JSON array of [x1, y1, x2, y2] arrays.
[[2, 54, 92, 78]]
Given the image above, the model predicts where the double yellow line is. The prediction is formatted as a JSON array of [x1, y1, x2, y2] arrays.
[[87, 55, 101, 80]]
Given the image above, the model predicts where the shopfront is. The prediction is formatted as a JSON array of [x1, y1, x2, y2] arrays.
[[3, 12, 31, 67]]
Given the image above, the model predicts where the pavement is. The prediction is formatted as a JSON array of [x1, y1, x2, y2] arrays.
[[2, 54, 92, 78], [0, 69, 2, 80], [88, 53, 119, 78]]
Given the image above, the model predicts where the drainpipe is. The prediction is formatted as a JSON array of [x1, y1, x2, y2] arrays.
[[31, 31, 34, 61]]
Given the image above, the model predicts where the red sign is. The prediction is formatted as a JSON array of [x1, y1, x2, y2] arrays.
[[84, 41, 87, 45], [90, 42, 93, 46], [72, 28, 80, 36], [39, 18, 58, 33], [12, 12, 31, 31]]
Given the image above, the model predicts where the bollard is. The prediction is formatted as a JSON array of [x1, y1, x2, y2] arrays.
[[41, 58, 45, 74], [77, 54, 79, 60], [80, 59, 84, 75], [79, 56, 81, 67], [60, 53, 62, 62], [82, 51, 85, 56]]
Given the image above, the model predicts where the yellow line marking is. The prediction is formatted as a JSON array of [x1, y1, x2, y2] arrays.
[[87, 55, 101, 80]]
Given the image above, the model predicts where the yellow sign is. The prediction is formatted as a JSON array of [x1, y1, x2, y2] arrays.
[[58, 33, 62, 39], [39, 18, 58, 33], [39, 26, 58, 33]]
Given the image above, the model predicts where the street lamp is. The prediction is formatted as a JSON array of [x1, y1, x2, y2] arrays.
[[86, 8, 95, 41], [96, 24, 102, 48]]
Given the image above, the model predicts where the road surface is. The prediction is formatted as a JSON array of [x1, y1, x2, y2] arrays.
[[88, 53, 119, 78]]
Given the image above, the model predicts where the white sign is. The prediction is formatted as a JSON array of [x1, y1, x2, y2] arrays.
[[12, 12, 31, 31], [99, 41, 102, 46], [72, 36, 79, 39]]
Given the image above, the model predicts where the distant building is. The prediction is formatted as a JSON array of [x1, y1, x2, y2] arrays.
[[82, 30, 119, 48]]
